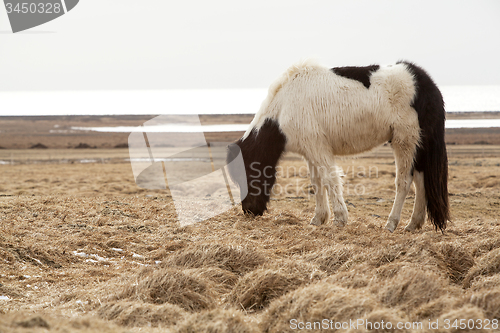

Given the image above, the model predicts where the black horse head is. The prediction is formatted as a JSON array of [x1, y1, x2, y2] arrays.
[[226, 119, 287, 216]]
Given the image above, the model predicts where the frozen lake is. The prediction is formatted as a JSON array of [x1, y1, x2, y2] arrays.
[[72, 118, 500, 133]]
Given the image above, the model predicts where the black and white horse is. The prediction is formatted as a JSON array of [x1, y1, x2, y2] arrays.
[[228, 60, 449, 232]]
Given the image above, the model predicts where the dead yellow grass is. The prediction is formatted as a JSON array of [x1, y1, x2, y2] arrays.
[[261, 283, 381, 332], [227, 259, 324, 312], [160, 243, 266, 275], [172, 309, 258, 333], [375, 267, 455, 312], [114, 267, 217, 311], [0, 314, 124, 333], [1, 151, 499, 332], [463, 248, 500, 288], [98, 301, 186, 327]]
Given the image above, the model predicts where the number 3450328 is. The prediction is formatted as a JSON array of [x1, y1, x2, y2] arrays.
[[5, 3, 62, 14]]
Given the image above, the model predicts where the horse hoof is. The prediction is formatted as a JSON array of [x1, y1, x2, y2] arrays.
[[310, 218, 323, 226], [404, 224, 416, 232], [404, 223, 424, 232], [310, 213, 329, 226], [405, 217, 425, 232], [385, 223, 396, 232], [385, 217, 399, 232], [334, 219, 346, 227]]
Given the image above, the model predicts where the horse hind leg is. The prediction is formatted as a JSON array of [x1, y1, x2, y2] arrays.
[[385, 122, 420, 232], [405, 170, 426, 231], [310, 158, 348, 227], [308, 161, 330, 226]]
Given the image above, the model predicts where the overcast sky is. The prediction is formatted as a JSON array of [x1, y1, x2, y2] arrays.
[[1, 0, 499, 91]]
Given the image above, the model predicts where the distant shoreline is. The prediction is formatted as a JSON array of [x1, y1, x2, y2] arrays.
[[446, 111, 500, 119], [0, 111, 499, 119], [0, 113, 499, 149]]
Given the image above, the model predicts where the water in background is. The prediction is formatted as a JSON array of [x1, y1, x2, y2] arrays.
[[72, 119, 500, 132], [440, 86, 500, 112], [1, 86, 499, 117]]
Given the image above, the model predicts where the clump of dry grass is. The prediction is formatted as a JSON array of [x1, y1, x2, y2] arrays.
[[304, 244, 359, 274], [160, 243, 266, 275], [184, 267, 239, 294], [468, 274, 500, 291], [375, 266, 454, 312], [368, 238, 476, 286], [463, 248, 500, 288], [326, 266, 375, 289], [0, 283, 25, 300], [432, 242, 475, 284], [260, 282, 380, 333], [412, 295, 465, 320], [373, 262, 412, 280], [470, 237, 500, 257], [5, 243, 66, 269], [114, 267, 216, 311], [387, 238, 447, 276], [0, 313, 125, 333], [367, 244, 408, 268], [227, 260, 324, 312], [172, 309, 258, 333], [468, 289, 500, 320], [98, 300, 187, 327], [14, 316, 51, 329]]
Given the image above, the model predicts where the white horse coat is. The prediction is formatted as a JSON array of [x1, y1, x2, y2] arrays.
[[230, 60, 449, 232]]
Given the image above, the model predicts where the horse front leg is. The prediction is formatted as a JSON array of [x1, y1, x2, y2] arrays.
[[308, 159, 348, 226], [329, 165, 348, 227], [308, 161, 330, 226]]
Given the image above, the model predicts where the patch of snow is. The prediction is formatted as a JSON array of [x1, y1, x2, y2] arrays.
[[72, 251, 88, 258], [90, 254, 108, 262], [132, 253, 144, 259]]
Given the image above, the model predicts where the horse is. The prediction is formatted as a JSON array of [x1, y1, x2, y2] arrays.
[[227, 60, 449, 232]]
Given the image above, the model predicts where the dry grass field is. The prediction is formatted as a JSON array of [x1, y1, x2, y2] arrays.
[[1, 143, 500, 332], [1, 114, 500, 332]]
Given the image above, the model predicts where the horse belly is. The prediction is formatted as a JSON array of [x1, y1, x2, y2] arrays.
[[326, 116, 392, 155]]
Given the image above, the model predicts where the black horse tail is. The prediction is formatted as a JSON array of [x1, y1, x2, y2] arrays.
[[400, 61, 449, 231]]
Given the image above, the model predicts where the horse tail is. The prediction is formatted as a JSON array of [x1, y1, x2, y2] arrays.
[[419, 124, 449, 232], [242, 59, 320, 140], [401, 61, 449, 231]]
